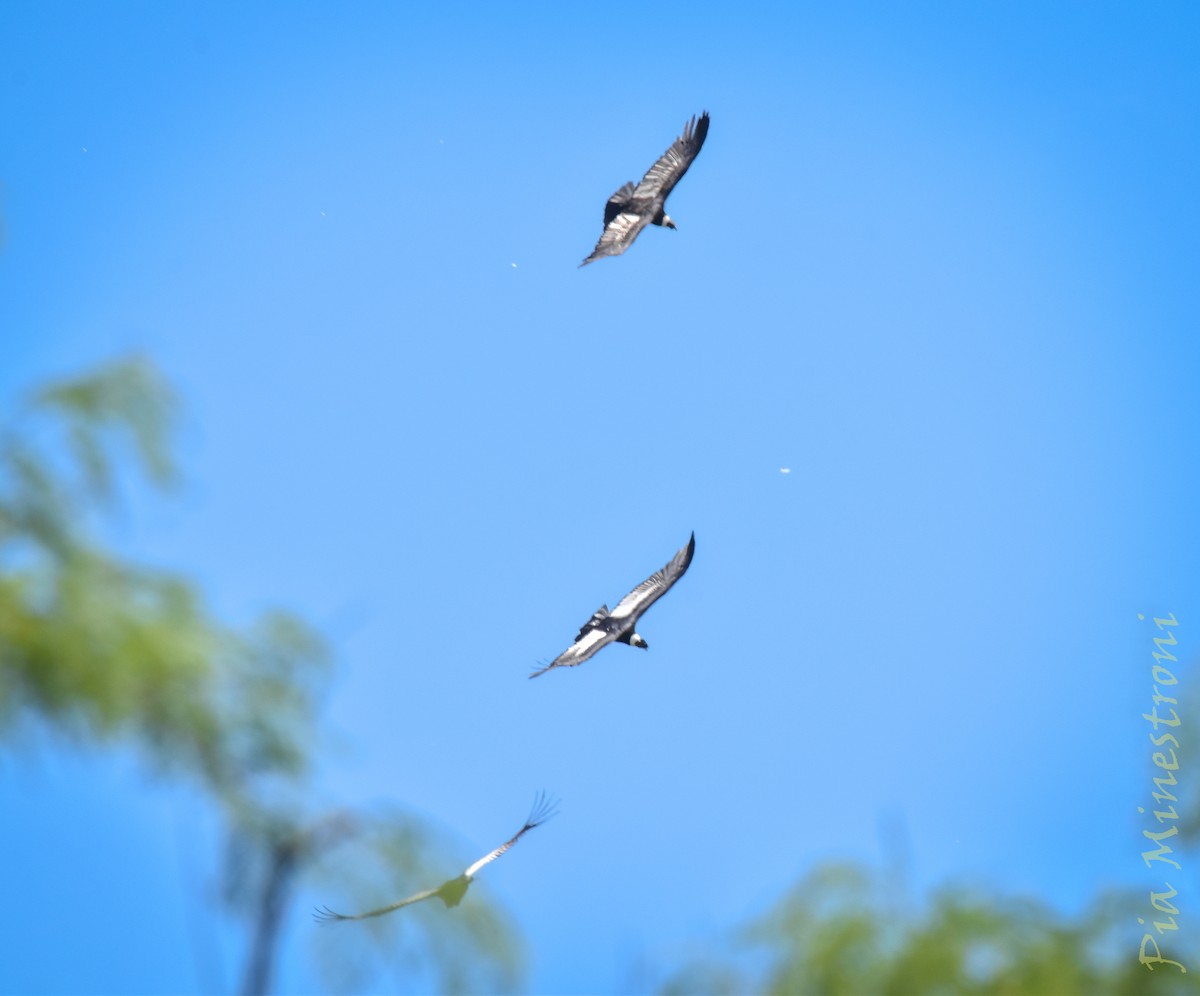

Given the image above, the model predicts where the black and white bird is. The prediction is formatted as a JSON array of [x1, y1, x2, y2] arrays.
[[530, 533, 695, 678], [314, 793, 557, 922], [580, 112, 710, 266]]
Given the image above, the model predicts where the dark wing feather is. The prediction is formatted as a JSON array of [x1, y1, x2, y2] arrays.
[[313, 886, 441, 923], [463, 792, 559, 876], [603, 182, 636, 225], [610, 532, 695, 622], [529, 623, 616, 677], [580, 209, 654, 266], [632, 112, 710, 203]]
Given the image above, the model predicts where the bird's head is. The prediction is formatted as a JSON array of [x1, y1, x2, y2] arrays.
[[662, 215, 677, 230], [630, 633, 649, 649]]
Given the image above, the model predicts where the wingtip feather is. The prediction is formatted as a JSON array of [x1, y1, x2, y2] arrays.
[[526, 790, 560, 829], [313, 905, 344, 924], [681, 531, 696, 566]]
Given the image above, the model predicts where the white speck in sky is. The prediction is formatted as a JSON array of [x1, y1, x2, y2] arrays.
[[82, 147, 88, 152], [511, 263, 518, 268], [780, 467, 791, 474]]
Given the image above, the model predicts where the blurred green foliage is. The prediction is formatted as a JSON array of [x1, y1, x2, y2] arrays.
[[0, 357, 522, 994], [0, 356, 323, 792], [660, 863, 1194, 995]]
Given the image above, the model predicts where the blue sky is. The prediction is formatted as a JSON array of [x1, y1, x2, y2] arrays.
[[3, 2, 1199, 992]]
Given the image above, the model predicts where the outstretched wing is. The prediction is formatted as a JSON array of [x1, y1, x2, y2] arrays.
[[529, 622, 617, 678], [314, 795, 558, 923], [313, 886, 441, 923], [632, 112, 710, 204], [610, 532, 695, 623], [580, 207, 654, 266], [462, 792, 559, 877]]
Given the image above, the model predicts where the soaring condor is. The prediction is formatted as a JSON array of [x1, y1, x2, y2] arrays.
[[580, 112, 710, 266], [314, 793, 557, 922], [531, 533, 695, 678]]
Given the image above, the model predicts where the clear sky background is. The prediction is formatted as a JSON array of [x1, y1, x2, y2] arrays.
[[2, 2, 1198, 993]]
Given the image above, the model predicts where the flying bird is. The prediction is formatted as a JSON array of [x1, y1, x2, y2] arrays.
[[580, 112, 710, 266], [530, 532, 695, 678], [314, 793, 558, 922]]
